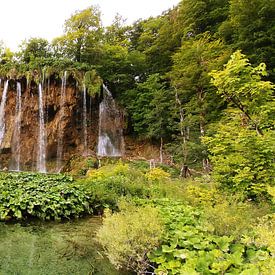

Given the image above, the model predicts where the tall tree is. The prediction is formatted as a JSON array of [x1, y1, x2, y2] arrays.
[[126, 74, 177, 162], [219, 0, 275, 79], [210, 50, 275, 135], [205, 52, 275, 199], [18, 38, 51, 63], [52, 6, 103, 63], [170, 34, 229, 173]]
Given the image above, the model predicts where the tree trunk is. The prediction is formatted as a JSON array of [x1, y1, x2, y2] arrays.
[[175, 91, 190, 177], [198, 87, 210, 172], [159, 137, 163, 163]]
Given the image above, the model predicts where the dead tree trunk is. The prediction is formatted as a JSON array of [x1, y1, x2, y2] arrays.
[[175, 91, 190, 177], [159, 137, 163, 164]]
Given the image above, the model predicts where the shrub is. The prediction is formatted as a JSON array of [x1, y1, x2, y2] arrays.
[[0, 172, 91, 220], [146, 199, 272, 275], [96, 204, 164, 274], [145, 168, 170, 182], [204, 199, 270, 238]]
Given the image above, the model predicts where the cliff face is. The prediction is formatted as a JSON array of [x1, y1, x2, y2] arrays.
[[0, 79, 100, 172], [0, 76, 162, 173]]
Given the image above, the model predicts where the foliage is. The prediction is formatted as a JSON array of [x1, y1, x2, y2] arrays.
[[210, 50, 275, 133], [84, 69, 102, 96], [126, 73, 176, 140], [177, 178, 223, 207], [204, 111, 275, 200], [52, 5, 103, 62], [219, 0, 275, 80], [18, 38, 51, 63], [0, 172, 91, 220], [204, 199, 271, 238], [243, 214, 275, 274], [177, 0, 229, 37], [170, 34, 230, 167], [96, 203, 164, 274], [205, 52, 275, 199], [79, 163, 152, 213], [147, 199, 273, 275], [145, 167, 170, 182]]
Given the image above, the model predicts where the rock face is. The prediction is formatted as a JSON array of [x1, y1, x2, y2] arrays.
[[0, 77, 100, 172]]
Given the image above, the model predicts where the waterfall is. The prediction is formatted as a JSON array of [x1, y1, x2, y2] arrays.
[[10, 82, 22, 171], [37, 83, 47, 173], [0, 80, 9, 147], [97, 84, 124, 157], [83, 85, 88, 156], [56, 71, 67, 172]]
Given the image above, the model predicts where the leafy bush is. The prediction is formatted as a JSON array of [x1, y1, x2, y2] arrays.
[[96, 203, 164, 274], [146, 199, 272, 275], [0, 172, 91, 220], [204, 199, 270, 238], [145, 167, 170, 182], [203, 112, 275, 200], [178, 179, 223, 207], [79, 163, 153, 213]]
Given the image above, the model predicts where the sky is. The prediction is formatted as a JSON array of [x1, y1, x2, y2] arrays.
[[0, 0, 180, 51]]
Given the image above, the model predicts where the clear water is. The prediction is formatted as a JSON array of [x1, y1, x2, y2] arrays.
[[0, 217, 130, 275]]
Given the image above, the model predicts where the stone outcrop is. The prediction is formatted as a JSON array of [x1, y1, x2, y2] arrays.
[[0, 77, 99, 172], [0, 76, 161, 173]]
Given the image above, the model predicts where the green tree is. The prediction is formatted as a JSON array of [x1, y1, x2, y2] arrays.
[[177, 0, 229, 36], [210, 50, 275, 135], [170, 34, 229, 173], [205, 52, 275, 199], [104, 14, 130, 47], [18, 38, 51, 63], [204, 111, 275, 200], [219, 0, 275, 79], [127, 74, 176, 162], [52, 6, 103, 62]]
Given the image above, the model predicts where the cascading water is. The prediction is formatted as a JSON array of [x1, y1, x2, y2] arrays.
[[10, 82, 22, 171], [56, 71, 67, 172], [37, 83, 47, 173], [0, 80, 9, 147], [97, 84, 124, 157], [82, 85, 88, 156]]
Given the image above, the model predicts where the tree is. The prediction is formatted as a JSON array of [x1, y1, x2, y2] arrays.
[[203, 110, 275, 200], [170, 34, 229, 173], [219, 0, 275, 80], [104, 14, 131, 47], [210, 50, 275, 135], [204, 52, 275, 199], [127, 74, 177, 161], [177, 0, 229, 36], [52, 6, 103, 62], [18, 38, 51, 63]]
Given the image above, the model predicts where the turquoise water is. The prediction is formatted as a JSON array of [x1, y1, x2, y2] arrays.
[[0, 217, 129, 275]]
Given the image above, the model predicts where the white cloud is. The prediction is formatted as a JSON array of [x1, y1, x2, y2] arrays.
[[0, 0, 180, 51]]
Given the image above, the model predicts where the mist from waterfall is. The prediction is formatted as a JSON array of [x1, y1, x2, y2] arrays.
[[83, 85, 88, 156], [97, 84, 124, 157], [56, 71, 67, 172], [37, 84, 47, 173], [0, 80, 9, 147], [10, 82, 22, 171]]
